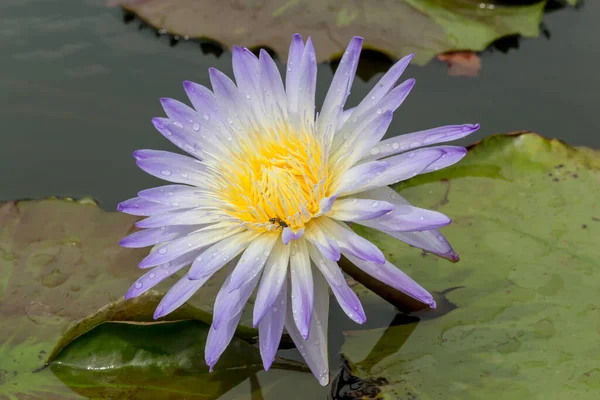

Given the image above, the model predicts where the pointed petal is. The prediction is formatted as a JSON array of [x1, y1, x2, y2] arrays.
[[355, 204, 451, 232], [303, 221, 341, 262], [135, 151, 208, 186], [117, 197, 177, 216], [285, 34, 304, 115], [125, 251, 199, 299], [295, 37, 317, 127], [318, 37, 363, 144], [285, 269, 330, 386], [327, 198, 394, 221], [421, 146, 467, 173], [205, 308, 244, 371], [341, 148, 443, 195], [282, 227, 305, 245], [344, 253, 436, 308], [187, 230, 259, 280], [362, 124, 480, 161], [289, 239, 313, 339], [135, 209, 222, 228], [333, 160, 389, 195], [154, 273, 212, 319], [138, 225, 242, 268], [319, 218, 385, 264], [211, 264, 262, 330], [119, 225, 200, 249], [228, 233, 278, 291], [259, 49, 288, 122], [308, 245, 365, 324], [253, 239, 290, 326], [259, 279, 287, 370]]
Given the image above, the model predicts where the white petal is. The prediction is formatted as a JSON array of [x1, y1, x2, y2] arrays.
[[259, 279, 287, 370], [253, 239, 291, 326], [228, 233, 278, 291], [328, 198, 394, 221], [289, 238, 313, 339]]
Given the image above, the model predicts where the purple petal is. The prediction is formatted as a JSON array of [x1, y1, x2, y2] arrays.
[[259, 49, 288, 120], [334, 160, 389, 195], [328, 198, 394, 221], [285, 34, 305, 115], [304, 222, 341, 262], [344, 253, 436, 308], [187, 230, 258, 280], [253, 240, 290, 326], [205, 308, 244, 372], [344, 148, 443, 194], [281, 227, 304, 245], [421, 146, 467, 173], [340, 107, 355, 126], [308, 245, 366, 324], [320, 218, 385, 264], [154, 273, 212, 319], [259, 279, 287, 370], [356, 205, 451, 232], [289, 239, 313, 339], [159, 98, 202, 131], [150, 117, 223, 160], [295, 37, 317, 125], [119, 225, 200, 249], [138, 225, 242, 268], [209, 67, 252, 134], [376, 78, 415, 113], [138, 184, 219, 208], [227, 233, 278, 291], [232, 46, 259, 97], [363, 123, 480, 161], [125, 251, 199, 299], [135, 209, 221, 228], [317, 36, 363, 141], [117, 197, 177, 216], [315, 195, 339, 217], [135, 152, 208, 186], [359, 187, 458, 260], [211, 264, 262, 330], [183, 81, 218, 113], [284, 269, 330, 386]]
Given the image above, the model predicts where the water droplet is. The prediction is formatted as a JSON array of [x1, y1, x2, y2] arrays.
[[287, 67, 292, 72], [160, 169, 172, 176], [419, 216, 424, 221], [192, 123, 200, 131], [149, 272, 156, 279], [245, 93, 251, 99], [371, 201, 380, 208], [376, 108, 382, 115], [135, 281, 143, 289], [181, 173, 189, 178], [203, 114, 210, 120], [173, 121, 183, 128], [392, 142, 400, 150], [369, 148, 380, 155], [408, 153, 416, 158], [161, 263, 171, 269], [409, 141, 421, 148], [158, 248, 168, 254], [171, 202, 179, 207], [371, 95, 376, 100], [263, 250, 270, 257], [164, 128, 173, 136], [272, 306, 278, 312]]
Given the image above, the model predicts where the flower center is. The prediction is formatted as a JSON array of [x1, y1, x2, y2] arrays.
[[215, 126, 329, 231]]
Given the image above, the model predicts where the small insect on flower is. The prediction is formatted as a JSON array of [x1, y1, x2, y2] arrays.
[[118, 33, 479, 386], [268, 217, 289, 229]]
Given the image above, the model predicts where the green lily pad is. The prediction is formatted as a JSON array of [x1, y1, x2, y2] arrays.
[[121, 0, 547, 65], [337, 133, 600, 399], [50, 320, 307, 399], [0, 198, 259, 398]]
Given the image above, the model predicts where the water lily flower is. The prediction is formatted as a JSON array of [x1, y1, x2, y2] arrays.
[[118, 34, 479, 385]]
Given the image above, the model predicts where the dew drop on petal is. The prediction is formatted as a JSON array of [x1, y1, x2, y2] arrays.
[[149, 272, 156, 279], [369, 148, 380, 156], [135, 281, 143, 289], [409, 141, 421, 149], [371, 201, 380, 208], [158, 248, 168, 254], [160, 169, 172, 176], [192, 123, 200, 131], [419, 216, 425, 221], [408, 153, 416, 159], [245, 93, 251, 99], [376, 108, 382, 115], [392, 142, 400, 150], [173, 121, 183, 128]]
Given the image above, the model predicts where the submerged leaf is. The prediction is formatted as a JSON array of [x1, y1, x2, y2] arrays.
[[51, 320, 307, 399], [119, 0, 547, 65], [337, 133, 600, 399]]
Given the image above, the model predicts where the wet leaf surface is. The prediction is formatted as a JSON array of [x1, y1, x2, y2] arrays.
[[336, 133, 600, 399], [50, 320, 307, 399], [119, 0, 547, 65]]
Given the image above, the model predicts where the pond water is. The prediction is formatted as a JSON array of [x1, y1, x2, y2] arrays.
[[1, 0, 598, 399]]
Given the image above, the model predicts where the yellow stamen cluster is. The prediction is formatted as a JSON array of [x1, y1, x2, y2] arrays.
[[215, 125, 329, 231]]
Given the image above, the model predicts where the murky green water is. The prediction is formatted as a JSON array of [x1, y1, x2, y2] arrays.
[[1, 1, 598, 399]]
